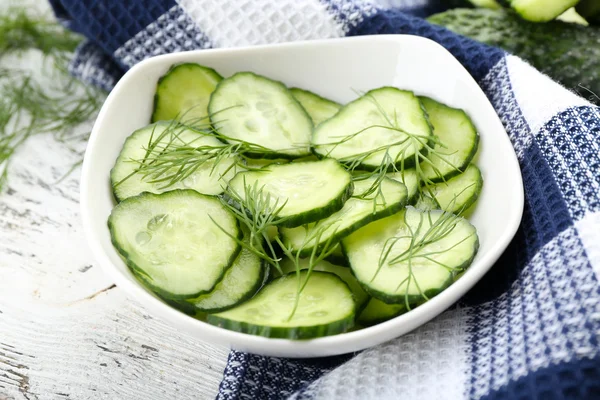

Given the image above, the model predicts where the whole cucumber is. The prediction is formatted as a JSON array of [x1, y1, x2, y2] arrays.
[[428, 8, 600, 104]]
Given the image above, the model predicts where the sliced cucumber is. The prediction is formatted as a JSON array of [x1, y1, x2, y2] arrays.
[[312, 87, 433, 170], [227, 159, 353, 228], [325, 244, 349, 267], [208, 72, 313, 158], [510, 0, 579, 22], [186, 232, 266, 313], [358, 298, 407, 326], [108, 190, 241, 299], [468, 0, 501, 8], [152, 63, 222, 124], [110, 122, 238, 202], [289, 88, 341, 126], [277, 258, 369, 311], [557, 7, 589, 25], [280, 176, 407, 256], [343, 207, 479, 304], [207, 271, 355, 339], [417, 164, 483, 215], [419, 97, 479, 183], [387, 169, 420, 203], [266, 225, 279, 242], [415, 195, 439, 211]]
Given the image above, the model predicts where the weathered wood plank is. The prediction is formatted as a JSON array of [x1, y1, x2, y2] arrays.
[[0, 8, 230, 394], [0, 132, 229, 400]]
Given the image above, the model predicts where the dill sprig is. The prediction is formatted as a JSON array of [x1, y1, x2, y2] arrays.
[[321, 92, 462, 209], [0, 8, 81, 58], [375, 207, 475, 309], [116, 108, 295, 190], [275, 222, 340, 321], [212, 176, 340, 320], [0, 7, 105, 191], [211, 177, 289, 271]]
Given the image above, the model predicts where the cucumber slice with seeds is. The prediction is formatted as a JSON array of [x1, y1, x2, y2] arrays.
[[388, 169, 420, 203], [227, 159, 353, 228], [312, 87, 433, 170], [187, 233, 266, 313], [343, 207, 479, 304], [280, 176, 407, 256], [276, 258, 369, 311], [209, 72, 313, 158], [417, 164, 483, 215], [110, 122, 238, 202], [358, 298, 407, 326], [207, 271, 355, 339], [108, 190, 241, 299], [152, 63, 222, 124], [290, 88, 341, 126], [419, 97, 479, 183]]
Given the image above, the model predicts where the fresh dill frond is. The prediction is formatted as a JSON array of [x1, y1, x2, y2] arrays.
[[212, 173, 340, 321], [374, 208, 475, 309], [212, 177, 289, 272], [275, 221, 340, 321], [116, 110, 294, 190], [322, 91, 462, 209], [0, 8, 106, 191], [0, 8, 81, 58]]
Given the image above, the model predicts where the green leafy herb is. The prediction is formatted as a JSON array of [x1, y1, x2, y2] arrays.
[[323, 92, 461, 212], [375, 207, 475, 309], [212, 175, 340, 320], [275, 222, 340, 320], [212, 177, 288, 271], [116, 107, 299, 190], [0, 7, 106, 191]]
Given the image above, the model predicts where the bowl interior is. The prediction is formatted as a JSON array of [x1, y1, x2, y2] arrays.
[[81, 35, 523, 357]]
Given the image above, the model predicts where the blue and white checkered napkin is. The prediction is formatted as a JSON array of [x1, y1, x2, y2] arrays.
[[50, 0, 600, 398]]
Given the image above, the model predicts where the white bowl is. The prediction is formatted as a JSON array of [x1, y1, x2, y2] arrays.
[[81, 35, 523, 358]]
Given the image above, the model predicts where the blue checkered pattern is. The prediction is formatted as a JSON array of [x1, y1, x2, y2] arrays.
[[51, 0, 600, 398]]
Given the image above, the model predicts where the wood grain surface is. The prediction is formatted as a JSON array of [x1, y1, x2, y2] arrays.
[[0, 2, 229, 399]]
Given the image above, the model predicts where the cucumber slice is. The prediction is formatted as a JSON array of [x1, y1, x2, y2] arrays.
[[208, 72, 313, 158], [186, 235, 266, 313], [110, 122, 237, 202], [266, 225, 279, 242], [343, 207, 479, 304], [325, 244, 349, 267], [557, 7, 589, 25], [108, 190, 241, 299], [419, 97, 479, 183], [358, 298, 407, 326], [277, 258, 369, 311], [417, 164, 483, 215], [510, 0, 579, 22], [468, 0, 501, 8], [289, 88, 341, 126], [207, 271, 355, 339], [227, 159, 353, 228], [280, 176, 407, 256], [312, 87, 433, 171], [415, 195, 439, 211], [152, 63, 222, 124], [387, 169, 420, 203]]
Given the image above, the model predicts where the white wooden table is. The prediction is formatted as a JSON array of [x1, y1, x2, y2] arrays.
[[0, 2, 229, 399]]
